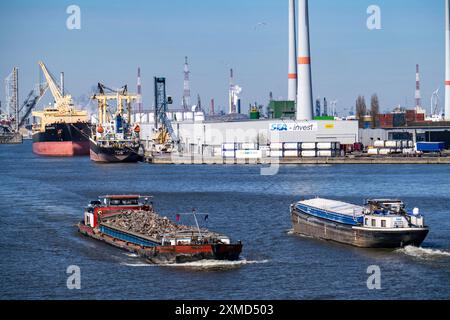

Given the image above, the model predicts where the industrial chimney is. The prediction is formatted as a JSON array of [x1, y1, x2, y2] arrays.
[[446, 0, 450, 120], [288, 0, 297, 101], [415, 64, 421, 110], [296, 0, 314, 121]]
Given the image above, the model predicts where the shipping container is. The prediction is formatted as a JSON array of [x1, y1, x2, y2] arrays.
[[301, 150, 317, 157], [373, 140, 385, 148], [367, 148, 379, 155], [269, 150, 283, 158], [301, 142, 316, 150], [316, 142, 336, 150], [270, 143, 283, 150], [385, 141, 398, 148], [222, 143, 237, 151], [241, 143, 258, 150], [402, 148, 415, 155], [416, 142, 445, 152], [317, 150, 336, 157], [222, 150, 235, 158], [235, 150, 262, 159], [379, 148, 393, 155], [283, 142, 300, 150], [283, 150, 299, 157]]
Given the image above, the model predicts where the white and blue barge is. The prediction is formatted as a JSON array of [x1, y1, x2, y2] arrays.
[[290, 198, 429, 248]]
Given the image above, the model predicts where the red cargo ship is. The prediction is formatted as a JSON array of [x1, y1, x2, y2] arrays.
[[32, 61, 91, 157], [77, 195, 243, 264]]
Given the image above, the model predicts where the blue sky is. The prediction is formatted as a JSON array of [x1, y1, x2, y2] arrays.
[[0, 0, 445, 115]]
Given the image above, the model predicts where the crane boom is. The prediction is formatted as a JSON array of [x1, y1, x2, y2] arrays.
[[38, 61, 62, 103]]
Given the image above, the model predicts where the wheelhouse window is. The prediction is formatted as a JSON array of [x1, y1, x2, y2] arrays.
[[109, 198, 139, 206]]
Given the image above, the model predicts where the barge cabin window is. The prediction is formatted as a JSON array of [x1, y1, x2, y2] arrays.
[[109, 199, 139, 206], [371, 219, 376, 227], [381, 220, 386, 228]]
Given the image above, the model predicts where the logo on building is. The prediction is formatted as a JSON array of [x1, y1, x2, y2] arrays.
[[270, 122, 318, 132]]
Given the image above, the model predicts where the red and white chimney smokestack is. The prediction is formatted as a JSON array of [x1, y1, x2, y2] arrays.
[[446, 0, 450, 120], [415, 64, 421, 109], [288, 0, 297, 101], [296, 0, 314, 121]]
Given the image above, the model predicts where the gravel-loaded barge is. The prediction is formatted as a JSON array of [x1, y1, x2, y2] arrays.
[[77, 195, 242, 264]]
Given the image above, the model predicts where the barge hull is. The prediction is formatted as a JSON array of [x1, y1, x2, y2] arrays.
[[78, 223, 242, 264], [291, 209, 429, 248]]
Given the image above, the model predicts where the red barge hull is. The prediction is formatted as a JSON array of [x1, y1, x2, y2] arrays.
[[77, 223, 243, 264]]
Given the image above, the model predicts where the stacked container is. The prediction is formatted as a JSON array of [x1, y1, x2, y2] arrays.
[[222, 143, 237, 158], [283, 142, 300, 157], [368, 140, 415, 156]]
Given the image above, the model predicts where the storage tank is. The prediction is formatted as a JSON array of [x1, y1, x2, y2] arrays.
[[148, 113, 155, 123]]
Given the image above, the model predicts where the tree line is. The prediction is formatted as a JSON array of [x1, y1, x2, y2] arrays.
[[356, 94, 380, 128]]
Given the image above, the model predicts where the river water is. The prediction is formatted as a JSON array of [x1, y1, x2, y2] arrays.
[[1, 141, 449, 300]]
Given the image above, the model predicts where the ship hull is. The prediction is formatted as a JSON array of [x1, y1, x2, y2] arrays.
[[32, 122, 91, 157], [90, 139, 143, 163], [291, 208, 429, 248], [77, 223, 242, 264]]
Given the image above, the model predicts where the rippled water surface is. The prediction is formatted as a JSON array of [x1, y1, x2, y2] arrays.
[[1, 141, 450, 299]]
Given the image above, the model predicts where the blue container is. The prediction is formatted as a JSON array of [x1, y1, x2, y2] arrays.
[[416, 142, 445, 152]]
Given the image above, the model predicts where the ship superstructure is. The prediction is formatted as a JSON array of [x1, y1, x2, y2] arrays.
[[90, 83, 142, 163]]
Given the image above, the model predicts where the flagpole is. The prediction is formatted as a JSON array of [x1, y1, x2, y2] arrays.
[[192, 209, 203, 238]]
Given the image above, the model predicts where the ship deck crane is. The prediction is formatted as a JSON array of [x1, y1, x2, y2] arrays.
[[32, 61, 88, 130], [92, 83, 137, 125]]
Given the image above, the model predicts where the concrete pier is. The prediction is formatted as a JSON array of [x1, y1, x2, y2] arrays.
[[145, 155, 450, 165]]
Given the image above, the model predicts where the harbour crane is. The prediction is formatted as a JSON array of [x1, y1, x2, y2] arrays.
[[153, 77, 180, 150], [17, 83, 49, 129]]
